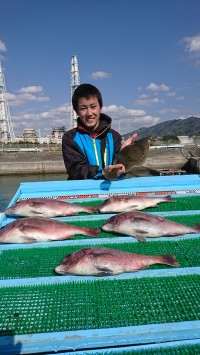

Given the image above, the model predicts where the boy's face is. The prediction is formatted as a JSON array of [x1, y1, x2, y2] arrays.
[[77, 95, 101, 131]]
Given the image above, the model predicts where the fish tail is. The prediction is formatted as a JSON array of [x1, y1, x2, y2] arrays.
[[194, 224, 200, 232], [83, 227, 100, 238], [161, 254, 180, 267], [165, 195, 175, 203], [85, 206, 100, 213]]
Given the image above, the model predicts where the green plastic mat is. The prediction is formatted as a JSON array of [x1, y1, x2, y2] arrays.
[[77, 195, 200, 212], [0, 274, 199, 335], [72, 343, 200, 355], [0, 239, 199, 279]]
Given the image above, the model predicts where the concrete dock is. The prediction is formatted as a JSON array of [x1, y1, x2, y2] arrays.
[[0, 146, 199, 175]]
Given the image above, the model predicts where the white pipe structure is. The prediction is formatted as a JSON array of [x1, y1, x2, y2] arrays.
[[70, 55, 80, 129], [0, 62, 15, 143]]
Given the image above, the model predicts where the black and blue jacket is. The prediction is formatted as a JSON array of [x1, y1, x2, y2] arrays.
[[62, 113, 122, 180]]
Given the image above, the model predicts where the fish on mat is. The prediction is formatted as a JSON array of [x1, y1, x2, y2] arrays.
[[5, 198, 99, 218], [99, 195, 174, 213], [0, 217, 100, 243], [102, 211, 200, 242], [55, 246, 180, 276], [103, 137, 150, 180]]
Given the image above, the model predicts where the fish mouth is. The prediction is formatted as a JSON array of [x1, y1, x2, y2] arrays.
[[5, 208, 15, 216], [102, 225, 111, 232], [55, 265, 67, 274]]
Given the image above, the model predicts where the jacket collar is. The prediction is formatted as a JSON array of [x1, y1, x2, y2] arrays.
[[77, 113, 111, 138]]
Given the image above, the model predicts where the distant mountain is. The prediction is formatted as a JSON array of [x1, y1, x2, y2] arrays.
[[122, 116, 200, 139]]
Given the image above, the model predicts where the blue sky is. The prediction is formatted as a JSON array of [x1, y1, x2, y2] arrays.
[[0, 0, 200, 137]]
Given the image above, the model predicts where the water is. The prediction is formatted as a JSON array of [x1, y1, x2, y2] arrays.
[[0, 173, 68, 212]]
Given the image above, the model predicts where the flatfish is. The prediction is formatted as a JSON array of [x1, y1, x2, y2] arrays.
[[104, 137, 150, 180]]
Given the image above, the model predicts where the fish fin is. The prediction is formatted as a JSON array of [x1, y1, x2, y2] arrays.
[[194, 224, 200, 232], [161, 255, 180, 267], [85, 206, 100, 213], [131, 216, 150, 222], [21, 237, 38, 243], [19, 225, 43, 233], [96, 266, 114, 276], [30, 201, 45, 207], [133, 234, 147, 242], [124, 204, 139, 211], [92, 251, 113, 258], [85, 227, 100, 238], [31, 211, 44, 215], [165, 195, 175, 203], [53, 235, 71, 240]]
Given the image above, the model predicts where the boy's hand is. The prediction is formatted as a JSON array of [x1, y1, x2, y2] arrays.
[[121, 133, 137, 150], [102, 164, 126, 180]]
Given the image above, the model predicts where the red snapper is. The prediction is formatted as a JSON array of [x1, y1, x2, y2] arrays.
[[99, 195, 174, 213], [102, 211, 200, 242], [55, 246, 180, 276], [5, 198, 98, 218], [0, 217, 100, 243]]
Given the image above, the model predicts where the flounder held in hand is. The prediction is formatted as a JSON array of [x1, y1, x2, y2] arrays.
[[0, 217, 100, 243], [99, 195, 174, 213], [55, 246, 179, 276], [102, 211, 200, 242], [5, 198, 98, 218], [104, 137, 150, 180], [117, 136, 150, 168]]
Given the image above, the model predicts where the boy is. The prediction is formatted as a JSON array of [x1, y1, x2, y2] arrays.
[[62, 83, 136, 180]]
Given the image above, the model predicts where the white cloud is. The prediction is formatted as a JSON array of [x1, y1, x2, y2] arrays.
[[13, 103, 70, 120], [146, 83, 170, 92], [159, 108, 179, 114], [181, 34, 200, 67], [112, 115, 161, 135], [0, 54, 6, 61], [7, 92, 50, 106], [0, 40, 7, 52], [7, 85, 49, 106], [134, 96, 164, 106], [102, 104, 160, 134], [19, 86, 43, 93], [183, 34, 200, 53], [166, 92, 176, 97], [90, 71, 110, 79], [103, 104, 145, 118], [175, 96, 185, 101], [11, 103, 71, 136]]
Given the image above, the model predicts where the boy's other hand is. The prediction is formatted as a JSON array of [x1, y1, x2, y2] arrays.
[[121, 133, 137, 150]]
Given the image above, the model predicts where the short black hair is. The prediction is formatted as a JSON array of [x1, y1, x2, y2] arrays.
[[72, 84, 103, 113]]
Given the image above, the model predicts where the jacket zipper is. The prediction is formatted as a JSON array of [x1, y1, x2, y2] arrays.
[[92, 138, 100, 165], [92, 138, 107, 167], [104, 148, 107, 166]]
